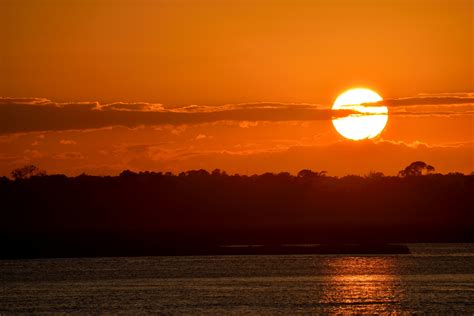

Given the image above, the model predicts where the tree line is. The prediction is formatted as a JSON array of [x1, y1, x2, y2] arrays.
[[2, 160, 455, 181], [1, 161, 472, 258]]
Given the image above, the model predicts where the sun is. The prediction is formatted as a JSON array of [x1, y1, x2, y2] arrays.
[[331, 88, 388, 140]]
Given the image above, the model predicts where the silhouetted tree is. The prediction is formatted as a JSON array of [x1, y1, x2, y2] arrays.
[[365, 171, 384, 179], [120, 169, 138, 177], [426, 165, 435, 173], [10, 165, 46, 180], [447, 172, 464, 176], [211, 169, 228, 176], [398, 161, 435, 177], [186, 169, 209, 177], [297, 169, 327, 178]]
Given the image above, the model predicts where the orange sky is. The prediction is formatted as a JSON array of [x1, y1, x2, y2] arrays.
[[0, 0, 473, 176]]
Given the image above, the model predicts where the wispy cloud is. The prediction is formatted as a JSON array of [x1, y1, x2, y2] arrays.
[[1, 94, 473, 134], [0, 98, 355, 134], [120, 140, 474, 176], [391, 110, 474, 117], [367, 94, 474, 107], [59, 139, 77, 145]]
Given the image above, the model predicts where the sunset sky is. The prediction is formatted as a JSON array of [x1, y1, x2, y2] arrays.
[[1, 0, 472, 176]]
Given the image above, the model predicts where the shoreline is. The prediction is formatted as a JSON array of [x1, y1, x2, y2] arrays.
[[0, 243, 410, 260]]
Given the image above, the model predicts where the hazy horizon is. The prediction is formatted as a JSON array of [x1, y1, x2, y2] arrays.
[[1, 0, 472, 177]]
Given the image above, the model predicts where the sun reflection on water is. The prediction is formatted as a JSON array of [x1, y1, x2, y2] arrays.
[[319, 256, 405, 313]]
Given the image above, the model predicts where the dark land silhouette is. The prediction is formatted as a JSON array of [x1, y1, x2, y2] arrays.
[[1, 162, 472, 259]]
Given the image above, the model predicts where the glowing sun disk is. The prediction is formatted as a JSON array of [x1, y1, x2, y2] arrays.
[[332, 88, 388, 140]]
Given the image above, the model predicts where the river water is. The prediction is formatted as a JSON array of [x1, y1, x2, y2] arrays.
[[1, 244, 473, 314]]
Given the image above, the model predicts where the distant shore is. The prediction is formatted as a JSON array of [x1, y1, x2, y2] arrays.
[[1, 243, 410, 260], [161, 243, 412, 256]]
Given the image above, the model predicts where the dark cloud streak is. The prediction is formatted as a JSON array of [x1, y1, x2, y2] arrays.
[[2, 94, 473, 134], [368, 96, 474, 107], [0, 98, 355, 134]]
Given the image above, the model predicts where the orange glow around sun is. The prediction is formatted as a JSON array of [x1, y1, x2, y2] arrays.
[[332, 88, 388, 140]]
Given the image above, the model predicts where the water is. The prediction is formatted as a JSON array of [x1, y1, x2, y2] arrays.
[[1, 244, 473, 314]]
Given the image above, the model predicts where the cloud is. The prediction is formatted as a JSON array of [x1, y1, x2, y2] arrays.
[[23, 149, 44, 159], [367, 94, 474, 107], [59, 139, 77, 145], [239, 121, 259, 128], [358, 93, 474, 117], [0, 97, 51, 105], [416, 92, 474, 97], [99, 102, 165, 112], [53, 152, 85, 160], [391, 110, 474, 117], [1, 94, 473, 135], [116, 140, 474, 176], [0, 97, 356, 134], [0, 154, 23, 164]]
